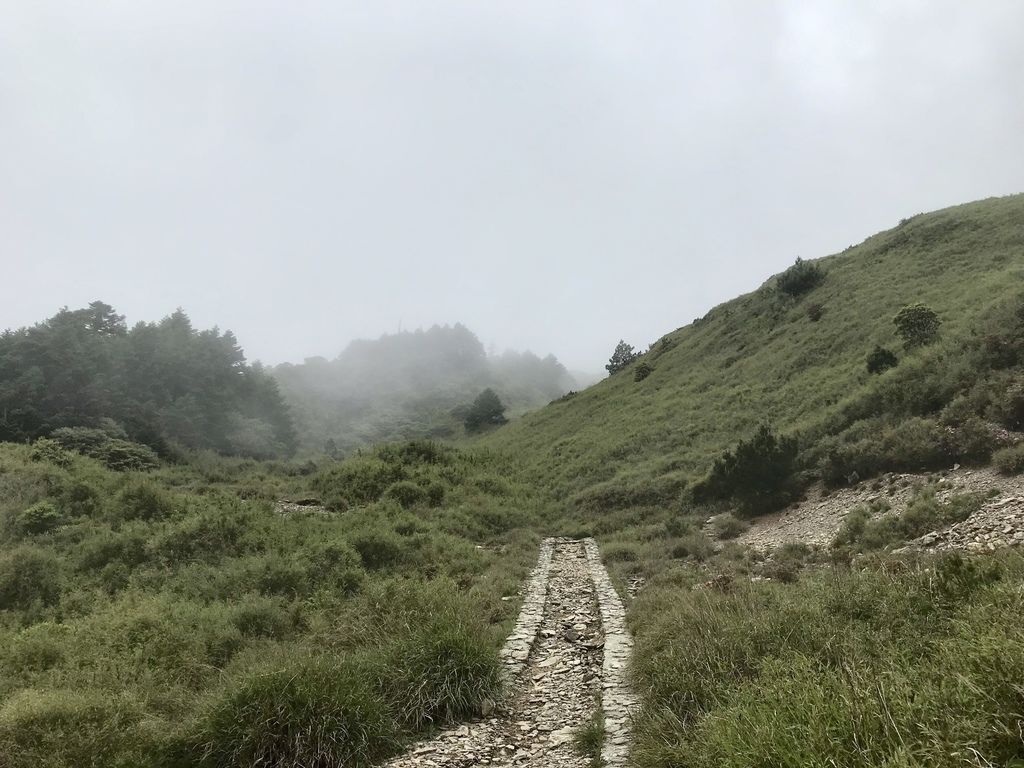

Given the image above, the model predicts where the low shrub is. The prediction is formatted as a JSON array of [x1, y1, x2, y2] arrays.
[[0, 689, 144, 768], [351, 530, 406, 571], [865, 345, 898, 374], [382, 481, 427, 509], [0, 546, 63, 609], [833, 489, 985, 552], [115, 480, 177, 522], [192, 656, 399, 768], [634, 362, 653, 382], [574, 475, 686, 514], [776, 257, 824, 297], [230, 595, 296, 640], [14, 501, 65, 536], [629, 552, 1024, 768], [305, 540, 366, 595], [711, 514, 749, 540], [50, 427, 159, 471], [249, 554, 310, 598], [805, 302, 824, 322], [993, 443, 1024, 475], [671, 532, 713, 561], [602, 542, 641, 562], [7, 622, 71, 671], [573, 711, 605, 767]]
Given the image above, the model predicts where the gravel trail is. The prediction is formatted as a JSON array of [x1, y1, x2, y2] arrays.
[[382, 537, 631, 767]]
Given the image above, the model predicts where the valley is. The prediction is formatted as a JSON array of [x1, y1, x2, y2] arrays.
[[1, 194, 1023, 767]]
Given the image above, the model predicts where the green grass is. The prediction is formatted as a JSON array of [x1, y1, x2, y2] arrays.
[[0, 440, 544, 767], [629, 551, 1024, 768]]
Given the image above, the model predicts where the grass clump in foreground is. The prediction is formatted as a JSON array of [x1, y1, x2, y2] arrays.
[[574, 710, 606, 767], [0, 439, 542, 767], [629, 550, 1024, 768]]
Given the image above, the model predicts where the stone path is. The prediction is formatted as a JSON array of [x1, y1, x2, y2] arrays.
[[382, 538, 635, 767]]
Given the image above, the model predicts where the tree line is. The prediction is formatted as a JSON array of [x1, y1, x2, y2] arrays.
[[0, 302, 296, 458]]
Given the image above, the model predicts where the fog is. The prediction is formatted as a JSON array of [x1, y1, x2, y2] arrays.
[[3, 1, 1022, 371]]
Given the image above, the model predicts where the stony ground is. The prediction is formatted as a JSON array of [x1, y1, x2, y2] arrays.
[[382, 539, 608, 768], [737, 466, 1024, 552]]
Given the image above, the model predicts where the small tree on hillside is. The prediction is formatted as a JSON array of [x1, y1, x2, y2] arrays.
[[695, 424, 800, 516], [464, 388, 508, 433], [894, 303, 941, 348], [605, 340, 639, 375]]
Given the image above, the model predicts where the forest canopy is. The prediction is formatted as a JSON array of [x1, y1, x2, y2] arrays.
[[0, 302, 296, 458]]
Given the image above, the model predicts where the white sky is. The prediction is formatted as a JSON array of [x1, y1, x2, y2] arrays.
[[2, 1, 1022, 371]]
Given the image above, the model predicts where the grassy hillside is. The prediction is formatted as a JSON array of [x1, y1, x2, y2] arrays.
[[485, 194, 1024, 502]]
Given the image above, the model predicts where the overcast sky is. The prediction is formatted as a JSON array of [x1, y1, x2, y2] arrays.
[[2, 1, 1022, 371]]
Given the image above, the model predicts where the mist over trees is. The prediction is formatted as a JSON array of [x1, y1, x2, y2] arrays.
[[0, 302, 296, 458], [274, 324, 576, 451]]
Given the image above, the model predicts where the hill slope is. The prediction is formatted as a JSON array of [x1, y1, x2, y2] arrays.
[[484, 194, 1024, 503]]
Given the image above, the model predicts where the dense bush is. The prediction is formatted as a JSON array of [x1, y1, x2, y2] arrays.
[[14, 501, 65, 536], [695, 425, 800, 516], [312, 458, 406, 506], [634, 361, 653, 382], [50, 427, 161, 471], [29, 438, 73, 467], [382, 480, 427, 508], [821, 416, 999, 487], [115, 480, 177, 521], [993, 443, 1024, 475], [776, 257, 825, 297], [991, 379, 1024, 429], [865, 345, 898, 374], [0, 546, 63, 609]]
